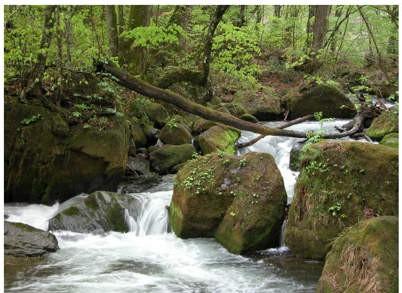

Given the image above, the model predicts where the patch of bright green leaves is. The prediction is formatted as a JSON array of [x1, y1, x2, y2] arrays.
[[20, 114, 42, 126]]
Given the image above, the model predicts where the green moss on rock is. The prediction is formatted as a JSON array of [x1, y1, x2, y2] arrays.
[[286, 140, 398, 260], [366, 110, 398, 140], [195, 125, 240, 155], [380, 132, 398, 148], [317, 216, 398, 293], [170, 152, 287, 254], [159, 123, 192, 145], [288, 84, 356, 119], [150, 144, 196, 174]]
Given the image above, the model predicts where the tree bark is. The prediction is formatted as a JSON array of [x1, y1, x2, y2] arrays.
[[105, 6, 119, 57], [96, 62, 367, 139], [274, 5, 281, 17], [237, 6, 246, 26], [20, 5, 57, 100], [311, 5, 330, 52]]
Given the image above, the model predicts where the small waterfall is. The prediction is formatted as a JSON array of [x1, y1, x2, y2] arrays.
[[279, 219, 287, 247], [124, 190, 171, 236]]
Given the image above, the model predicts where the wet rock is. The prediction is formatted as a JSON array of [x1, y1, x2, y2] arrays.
[[49, 191, 139, 233], [150, 144, 196, 174], [365, 110, 398, 140], [159, 123, 192, 145], [286, 140, 398, 260], [5, 221, 59, 257], [130, 98, 170, 128], [170, 152, 287, 254], [5, 100, 130, 204], [194, 125, 240, 155], [317, 216, 397, 293], [289, 141, 305, 171], [287, 84, 356, 119]]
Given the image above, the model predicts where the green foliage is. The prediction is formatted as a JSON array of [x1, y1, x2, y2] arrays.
[[212, 23, 261, 83], [121, 24, 185, 50], [305, 160, 329, 175], [20, 114, 42, 126]]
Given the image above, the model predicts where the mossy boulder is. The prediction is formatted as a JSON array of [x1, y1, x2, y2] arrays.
[[5, 100, 130, 204], [49, 191, 139, 233], [288, 84, 356, 119], [159, 123, 192, 145], [170, 152, 287, 254], [130, 98, 169, 128], [380, 132, 398, 148], [129, 119, 148, 148], [233, 86, 283, 120], [149, 144, 196, 174], [194, 125, 240, 155], [365, 110, 398, 140], [5, 222, 59, 257], [192, 118, 216, 135], [317, 216, 398, 293], [286, 140, 398, 260]]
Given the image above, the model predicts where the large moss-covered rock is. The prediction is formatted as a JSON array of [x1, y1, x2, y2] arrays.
[[317, 216, 398, 293], [5, 222, 59, 257], [286, 141, 398, 260], [194, 125, 240, 155], [192, 118, 216, 135], [288, 84, 356, 119], [233, 86, 283, 120], [130, 98, 169, 128], [159, 123, 192, 145], [170, 152, 287, 254], [150, 144, 195, 174], [365, 110, 398, 140], [49, 191, 138, 233], [380, 132, 398, 148], [5, 100, 130, 204], [129, 119, 148, 148]]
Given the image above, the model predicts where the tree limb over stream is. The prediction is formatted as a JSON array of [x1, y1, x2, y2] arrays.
[[96, 62, 379, 140]]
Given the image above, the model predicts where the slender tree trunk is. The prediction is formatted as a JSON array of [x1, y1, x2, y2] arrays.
[[202, 5, 229, 101], [20, 5, 56, 100], [64, 6, 73, 64], [105, 6, 119, 57], [237, 6, 246, 26], [274, 5, 281, 17], [117, 6, 125, 35], [311, 5, 330, 52], [168, 5, 192, 47], [357, 6, 390, 82], [305, 5, 314, 49]]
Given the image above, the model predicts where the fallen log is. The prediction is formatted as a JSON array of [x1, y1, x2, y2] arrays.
[[95, 62, 370, 139], [237, 114, 313, 148]]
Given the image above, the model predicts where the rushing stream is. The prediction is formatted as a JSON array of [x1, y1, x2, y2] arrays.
[[4, 120, 350, 293]]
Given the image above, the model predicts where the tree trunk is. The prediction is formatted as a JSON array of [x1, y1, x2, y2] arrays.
[[237, 6, 246, 26], [168, 5, 192, 47], [126, 5, 151, 75], [274, 5, 281, 17], [202, 5, 229, 101], [105, 6, 119, 57], [311, 5, 330, 52], [20, 5, 56, 100]]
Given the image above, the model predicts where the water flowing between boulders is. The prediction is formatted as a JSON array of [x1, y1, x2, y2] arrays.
[[5, 119, 352, 293]]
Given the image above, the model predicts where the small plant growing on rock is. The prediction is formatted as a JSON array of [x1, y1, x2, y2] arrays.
[[20, 114, 42, 126]]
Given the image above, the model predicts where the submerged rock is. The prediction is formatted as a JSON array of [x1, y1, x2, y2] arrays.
[[365, 110, 398, 140], [317, 216, 398, 293], [159, 123, 192, 145], [170, 152, 287, 254], [287, 84, 356, 119], [5, 100, 130, 204], [286, 140, 398, 260], [194, 125, 240, 155], [5, 222, 59, 257], [150, 144, 196, 174], [49, 191, 139, 233]]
